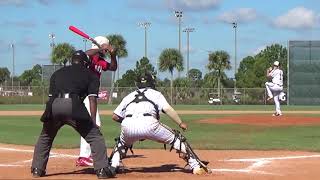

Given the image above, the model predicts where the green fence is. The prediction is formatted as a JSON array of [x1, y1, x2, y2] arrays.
[[0, 85, 287, 105], [288, 41, 320, 105]]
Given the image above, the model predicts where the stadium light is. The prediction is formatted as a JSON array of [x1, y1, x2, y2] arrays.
[[10, 44, 15, 89], [138, 22, 151, 58], [49, 33, 55, 48], [231, 22, 237, 93], [174, 11, 183, 53], [174, 11, 183, 77], [183, 27, 195, 77], [83, 38, 88, 51]]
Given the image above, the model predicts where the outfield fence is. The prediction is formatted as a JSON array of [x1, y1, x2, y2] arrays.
[[0, 85, 287, 105]]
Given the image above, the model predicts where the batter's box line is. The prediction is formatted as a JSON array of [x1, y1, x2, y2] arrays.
[[0, 146, 77, 167], [220, 154, 320, 175]]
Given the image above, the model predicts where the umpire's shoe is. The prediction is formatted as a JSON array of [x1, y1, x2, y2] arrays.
[[96, 166, 116, 179], [31, 167, 46, 178]]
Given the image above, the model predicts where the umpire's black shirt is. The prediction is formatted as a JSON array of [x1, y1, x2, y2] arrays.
[[45, 63, 99, 121]]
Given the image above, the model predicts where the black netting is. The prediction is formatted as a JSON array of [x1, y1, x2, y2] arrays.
[[289, 41, 320, 105]]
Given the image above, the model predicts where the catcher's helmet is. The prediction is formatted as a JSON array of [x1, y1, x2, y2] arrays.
[[71, 50, 90, 66], [136, 72, 156, 89]]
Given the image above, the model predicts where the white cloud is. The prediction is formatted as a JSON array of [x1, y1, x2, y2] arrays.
[[37, 0, 51, 6], [0, 0, 26, 7], [273, 7, 319, 29], [44, 19, 58, 25], [128, 0, 166, 11], [182, 45, 198, 55], [19, 37, 39, 48], [252, 45, 266, 55], [33, 53, 49, 62], [218, 8, 258, 23], [3, 20, 36, 28], [167, 0, 221, 11]]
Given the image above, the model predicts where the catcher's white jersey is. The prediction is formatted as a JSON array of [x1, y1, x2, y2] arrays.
[[111, 88, 200, 169], [269, 69, 283, 86], [114, 88, 173, 145], [114, 88, 169, 118]]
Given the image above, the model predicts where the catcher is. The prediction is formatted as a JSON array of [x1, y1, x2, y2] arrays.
[[109, 72, 211, 175]]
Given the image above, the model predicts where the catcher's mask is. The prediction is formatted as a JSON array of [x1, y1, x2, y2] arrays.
[[136, 72, 156, 89], [71, 50, 91, 67]]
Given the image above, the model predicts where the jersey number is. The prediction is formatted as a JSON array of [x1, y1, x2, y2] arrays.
[[95, 65, 102, 73]]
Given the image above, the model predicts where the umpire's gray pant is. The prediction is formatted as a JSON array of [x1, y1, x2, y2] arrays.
[[31, 99, 109, 171]]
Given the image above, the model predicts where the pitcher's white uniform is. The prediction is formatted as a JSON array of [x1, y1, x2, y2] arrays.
[[110, 88, 201, 171], [265, 63, 284, 116]]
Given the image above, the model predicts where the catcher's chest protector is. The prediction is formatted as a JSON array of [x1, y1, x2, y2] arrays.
[[122, 89, 160, 119]]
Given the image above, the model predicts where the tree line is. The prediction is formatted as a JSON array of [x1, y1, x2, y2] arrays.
[[0, 33, 287, 93]]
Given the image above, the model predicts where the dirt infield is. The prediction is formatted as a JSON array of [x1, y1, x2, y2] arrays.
[[1, 111, 320, 179], [1, 143, 320, 180], [199, 114, 320, 126]]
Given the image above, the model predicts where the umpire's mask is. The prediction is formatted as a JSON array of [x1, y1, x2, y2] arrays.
[[136, 72, 156, 89], [71, 50, 91, 67]]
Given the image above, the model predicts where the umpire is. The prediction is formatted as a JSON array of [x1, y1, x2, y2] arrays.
[[31, 50, 115, 179]]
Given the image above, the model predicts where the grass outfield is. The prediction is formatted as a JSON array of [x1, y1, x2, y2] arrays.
[[1, 104, 320, 111], [1, 114, 320, 151]]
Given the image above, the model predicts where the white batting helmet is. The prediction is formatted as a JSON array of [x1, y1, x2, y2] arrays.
[[91, 36, 109, 49], [273, 61, 280, 66]]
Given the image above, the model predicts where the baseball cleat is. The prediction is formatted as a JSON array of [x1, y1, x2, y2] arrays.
[[267, 96, 273, 101], [96, 166, 116, 179], [76, 157, 93, 167], [193, 167, 208, 175], [31, 167, 46, 178], [272, 112, 282, 117]]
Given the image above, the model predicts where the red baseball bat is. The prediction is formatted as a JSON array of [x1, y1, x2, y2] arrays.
[[68, 25, 100, 48]]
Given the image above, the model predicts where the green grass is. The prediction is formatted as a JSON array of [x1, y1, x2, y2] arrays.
[[2, 114, 320, 151], [1, 104, 320, 111]]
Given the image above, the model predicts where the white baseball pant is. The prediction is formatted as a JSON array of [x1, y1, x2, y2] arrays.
[[79, 96, 101, 158], [265, 82, 283, 114], [110, 114, 200, 170]]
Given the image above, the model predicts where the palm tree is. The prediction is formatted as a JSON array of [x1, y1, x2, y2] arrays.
[[106, 34, 128, 104], [207, 51, 231, 103], [51, 43, 75, 65], [158, 48, 184, 104]]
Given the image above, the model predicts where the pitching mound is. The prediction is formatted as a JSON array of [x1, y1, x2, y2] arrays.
[[199, 115, 320, 126]]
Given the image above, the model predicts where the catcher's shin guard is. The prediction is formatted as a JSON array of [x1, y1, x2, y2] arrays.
[[109, 137, 133, 162], [170, 130, 212, 174]]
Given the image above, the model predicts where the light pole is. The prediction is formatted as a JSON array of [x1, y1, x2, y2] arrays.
[[174, 11, 183, 53], [49, 33, 55, 49], [175, 11, 183, 78], [10, 44, 15, 89], [83, 38, 88, 51], [232, 22, 237, 93], [49, 33, 56, 67], [138, 21, 151, 58], [183, 27, 195, 78]]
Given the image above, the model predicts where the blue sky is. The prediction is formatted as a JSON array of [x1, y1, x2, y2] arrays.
[[1, 0, 320, 79]]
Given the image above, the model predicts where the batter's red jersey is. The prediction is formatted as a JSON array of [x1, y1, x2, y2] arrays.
[[88, 54, 109, 78]]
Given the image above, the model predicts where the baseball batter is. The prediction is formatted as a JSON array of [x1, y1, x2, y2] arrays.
[[109, 73, 211, 175], [76, 36, 117, 166], [265, 61, 286, 116]]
